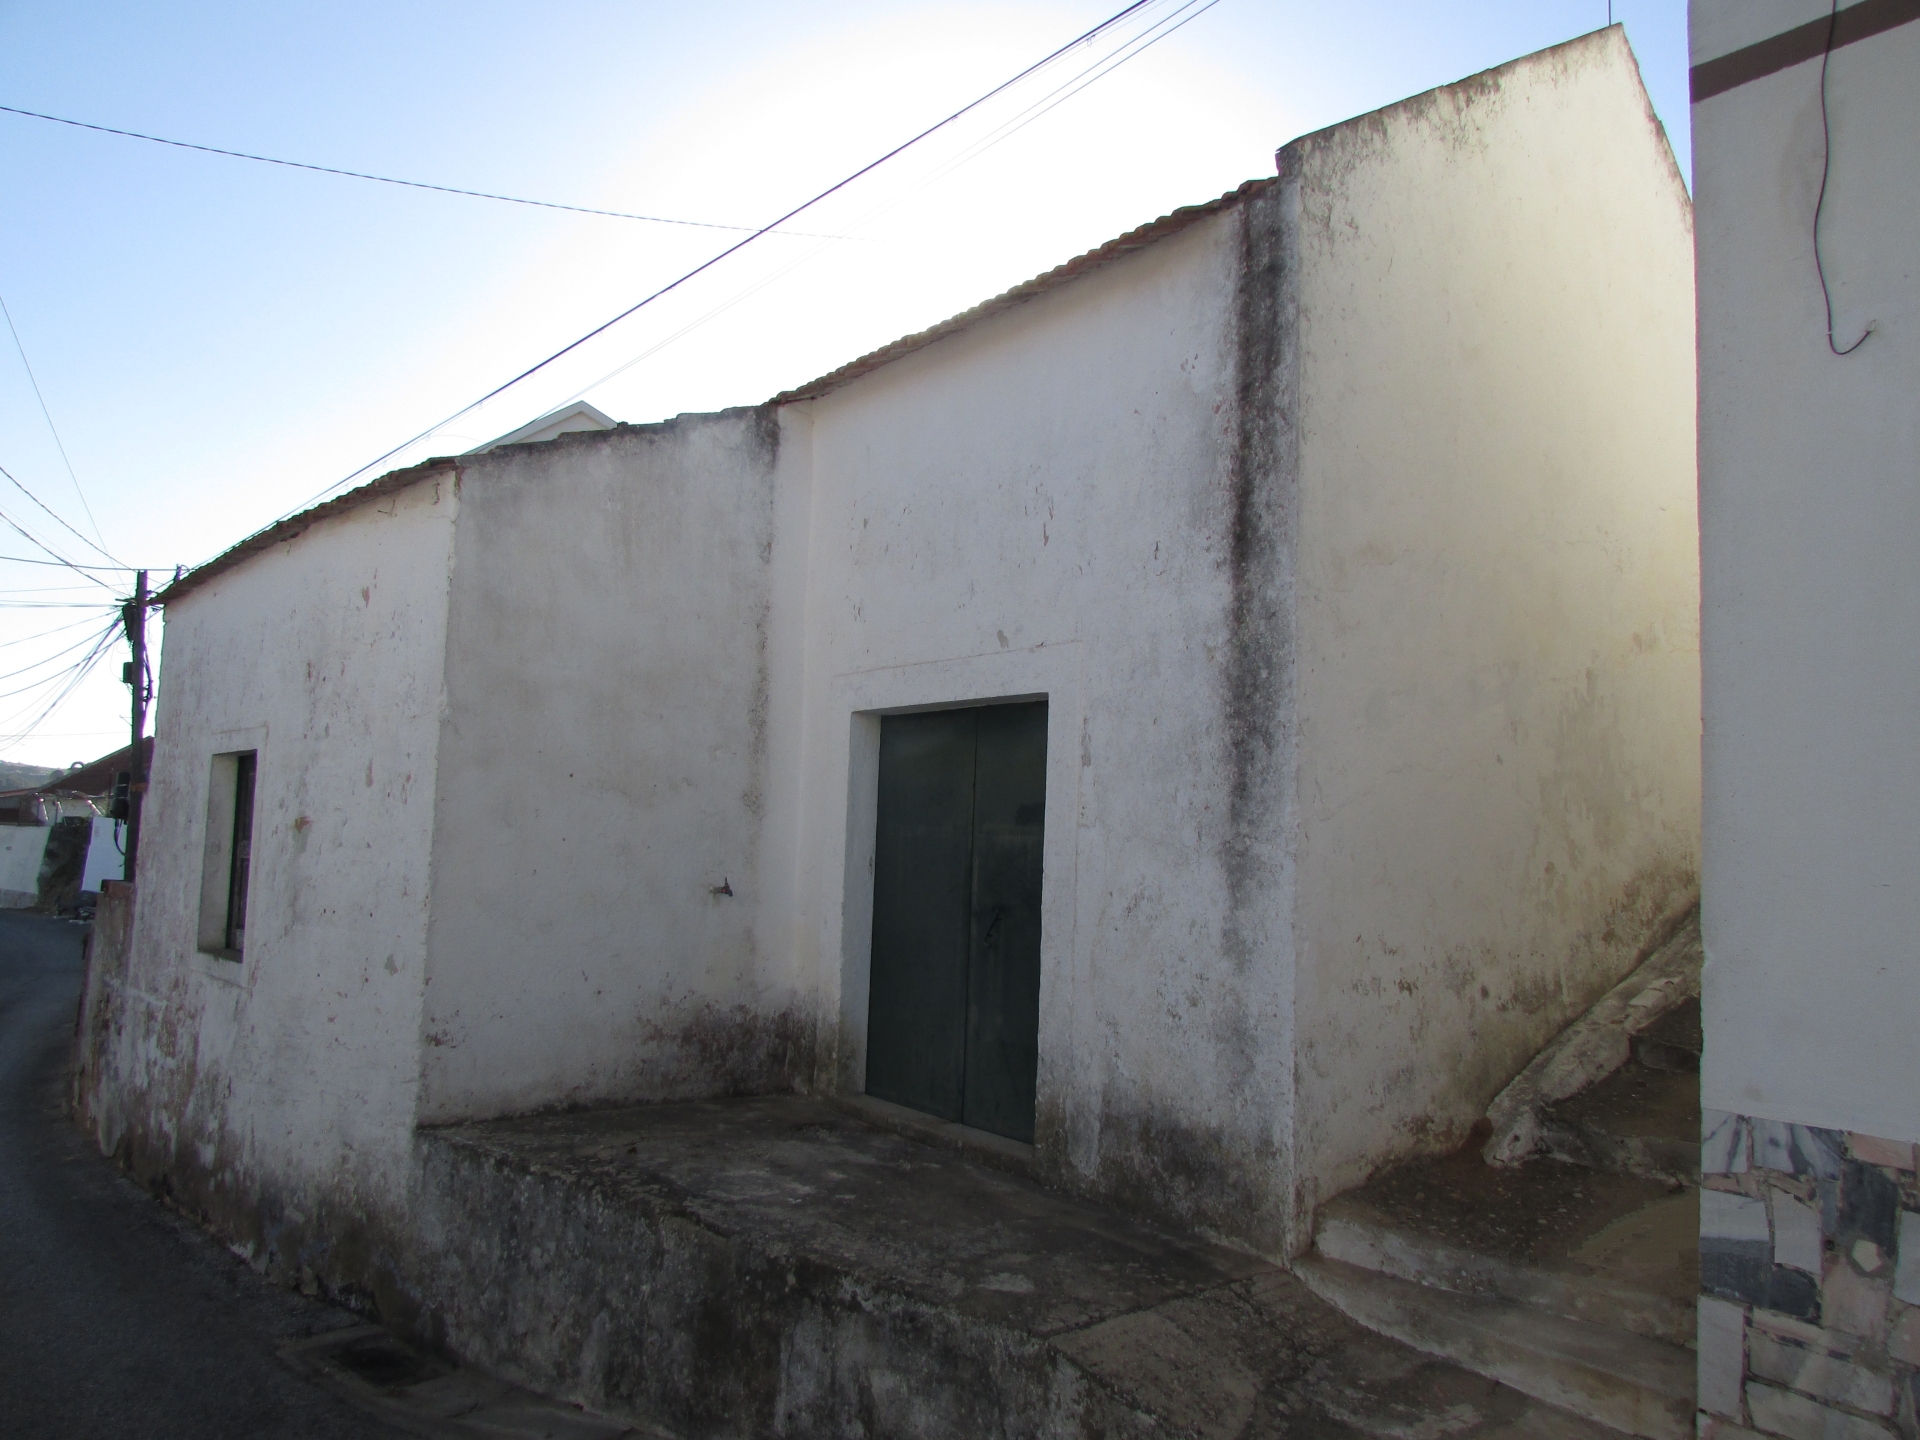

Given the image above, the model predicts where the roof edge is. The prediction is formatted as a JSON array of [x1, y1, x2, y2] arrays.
[[1276, 24, 1632, 173], [770, 176, 1276, 408], [156, 456, 460, 608]]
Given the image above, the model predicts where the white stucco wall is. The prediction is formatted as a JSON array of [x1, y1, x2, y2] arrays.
[[0, 823, 48, 906], [416, 414, 788, 1123], [84, 28, 1707, 1277], [80, 814, 121, 894], [89, 470, 457, 1254], [1282, 27, 1703, 1208], [781, 204, 1302, 1248], [1694, 0, 1920, 1141]]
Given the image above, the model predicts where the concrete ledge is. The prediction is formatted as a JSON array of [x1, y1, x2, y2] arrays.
[[406, 1096, 1631, 1438], [827, 1093, 1037, 1177]]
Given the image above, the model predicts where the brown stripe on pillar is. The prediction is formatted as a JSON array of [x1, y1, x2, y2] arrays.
[[1690, 0, 1920, 102]]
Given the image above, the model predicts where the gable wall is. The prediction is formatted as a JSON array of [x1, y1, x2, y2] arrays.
[[1284, 27, 1703, 1211]]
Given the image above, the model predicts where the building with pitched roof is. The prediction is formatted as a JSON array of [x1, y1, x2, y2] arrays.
[[77, 24, 1700, 1383]]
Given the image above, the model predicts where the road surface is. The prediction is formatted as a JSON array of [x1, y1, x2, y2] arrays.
[[0, 909, 405, 1439]]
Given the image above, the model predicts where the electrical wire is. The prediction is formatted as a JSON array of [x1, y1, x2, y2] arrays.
[[553, 0, 1221, 413], [1814, 0, 1871, 356], [0, 509, 116, 593], [266, 0, 1165, 527], [0, 614, 113, 650], [0, 621, 120, 686], [0, 618, 118, 691], [865, 0, 1223, 225], [0, 290, 114, 558], [0, 649, 116, 746], [0, 467, 122, 583], [0, 103, 849, 240], [0, 553, 133, 572], [0, 619, 119, 744]]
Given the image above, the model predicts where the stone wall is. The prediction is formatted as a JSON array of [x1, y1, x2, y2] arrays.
[[1698, 1110, 1920, 1438]]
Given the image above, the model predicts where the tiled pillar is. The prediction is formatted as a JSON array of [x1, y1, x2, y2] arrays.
[[1697, 1111, 1920, 1438]]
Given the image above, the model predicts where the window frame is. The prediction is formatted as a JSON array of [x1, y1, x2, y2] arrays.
[[197, 748, 259, 960]]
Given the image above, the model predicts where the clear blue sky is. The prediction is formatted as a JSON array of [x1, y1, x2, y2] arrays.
[[0, 0, 1689, 765]]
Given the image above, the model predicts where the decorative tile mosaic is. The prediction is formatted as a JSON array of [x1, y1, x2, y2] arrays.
[[1700, 1113, 1918, 1439]]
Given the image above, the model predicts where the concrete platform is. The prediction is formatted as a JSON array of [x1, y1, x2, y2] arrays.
[[410, 1095, 1627, 1438]]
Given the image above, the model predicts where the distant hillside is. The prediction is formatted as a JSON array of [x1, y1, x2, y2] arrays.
[[0, 760, 62, 791]]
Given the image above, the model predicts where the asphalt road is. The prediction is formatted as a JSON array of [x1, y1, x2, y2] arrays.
[[0, 909, 407, 1439]]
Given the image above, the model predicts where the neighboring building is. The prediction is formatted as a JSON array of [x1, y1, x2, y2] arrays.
[[0, 740, 148, 909], [78, 23, 1698, 1315], [0, 800, 52, 908], [464, 399, 615, 453], [1690, 1, 1920, 1435]]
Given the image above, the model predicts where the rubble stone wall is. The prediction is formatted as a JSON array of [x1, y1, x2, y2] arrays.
[[1698, 1110, 1920, 1438]]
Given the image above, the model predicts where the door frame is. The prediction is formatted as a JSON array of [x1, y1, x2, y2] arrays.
[[824, 644, 1085, 1149]]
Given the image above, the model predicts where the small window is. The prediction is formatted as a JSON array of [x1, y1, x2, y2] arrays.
[[225, 752, 256, 953], [198, 749, 259, 959]]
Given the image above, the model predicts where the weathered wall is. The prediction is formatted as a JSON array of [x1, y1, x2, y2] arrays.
[[780, 201, 1303, 1255], [0, 823, 48, 907], [416, 413, 791, 1123], [79, 814, 121, 895], [1692, 3, 1920, 1434], [76, 471, 457, 1307], [1282, 27, 1703, 1212], [1694, 0, 1920, 1145]]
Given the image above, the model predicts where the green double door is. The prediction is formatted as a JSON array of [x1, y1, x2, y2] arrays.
[[865, 701, 1047, 1143]]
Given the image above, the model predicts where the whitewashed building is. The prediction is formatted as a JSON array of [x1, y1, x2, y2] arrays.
[[79, 25, 1698, 1302], [1690, 1, 1920, 1434]]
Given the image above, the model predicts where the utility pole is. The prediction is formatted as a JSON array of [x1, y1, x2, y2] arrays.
[[120, 570, 148, 883]]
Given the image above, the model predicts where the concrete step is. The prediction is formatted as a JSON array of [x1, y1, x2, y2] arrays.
[[1542, 1060, 1700, 1185], [1315, 1192, 1698, 1347], [1296, 1255, 1696, 1440], [1311, 1146, 1700, 1345]]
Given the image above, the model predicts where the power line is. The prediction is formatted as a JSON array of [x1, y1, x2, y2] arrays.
[[0, 495, 117, 595], [0, 621, 120, 687], [0, 600, 122, 609], [0, 505, 115, 590], [0, 290, 114, 558], [0, 583, 119, 595], [269, 0, 1166, 526], [948, 0, 1225, 163], [0, 459, 123, 572], [0, 552, 134, 572], [554, 0, 1220, 412], [0, 619, 119, 744], [0, 102, 849, 240], [0, 614, 114, 650]]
